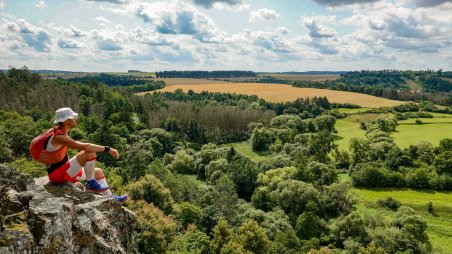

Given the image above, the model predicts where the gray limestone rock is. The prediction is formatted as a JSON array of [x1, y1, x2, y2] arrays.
[[0, 166, 137, 254]]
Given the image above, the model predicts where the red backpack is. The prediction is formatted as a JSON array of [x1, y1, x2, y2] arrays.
[[29, 127, 67, 164]]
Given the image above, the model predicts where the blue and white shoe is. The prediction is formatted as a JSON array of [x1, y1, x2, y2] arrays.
[[112, 194, 128, 205], [85, 179, 109, 193]]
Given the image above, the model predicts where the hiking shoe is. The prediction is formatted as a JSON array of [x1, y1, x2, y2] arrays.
[[85, 179, 109, 193], [112, 194, 128, 205]]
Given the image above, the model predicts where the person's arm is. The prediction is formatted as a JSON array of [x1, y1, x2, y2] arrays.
[[53, 135, 119, 159]]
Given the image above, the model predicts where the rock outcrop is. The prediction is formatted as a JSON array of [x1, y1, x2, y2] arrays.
[[0, 166, 137, 254]]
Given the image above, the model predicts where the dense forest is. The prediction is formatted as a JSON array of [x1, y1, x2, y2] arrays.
[[67, 73, 165, 92], [155, 71, 257, 78], [1, 67, 448, 253], [290, 70, 452, 106]]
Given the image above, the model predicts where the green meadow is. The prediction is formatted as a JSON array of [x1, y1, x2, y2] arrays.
[[334, 117, 366, 151], [230, 111, 452, 154], [394, 115, 452, 148], [226, 141, 271, 162], [335, 107, 372, 114], [352, 186, 452, 253], [340, 174, 452, 253], [335, 112, 452, 150]]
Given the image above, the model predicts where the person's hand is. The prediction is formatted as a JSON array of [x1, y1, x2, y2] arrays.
[[109, 148, 119, 159]]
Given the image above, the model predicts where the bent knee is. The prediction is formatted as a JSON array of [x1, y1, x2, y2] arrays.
[[94, 168, 104, 178], [86, 152, 96, 160]]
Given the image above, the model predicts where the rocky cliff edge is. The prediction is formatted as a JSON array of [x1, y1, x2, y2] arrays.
[[0, 166, 137, 254]]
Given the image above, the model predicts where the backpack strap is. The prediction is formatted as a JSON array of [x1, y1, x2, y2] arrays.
[[52, 127, 66, 136], [45, 127, 65, 150]]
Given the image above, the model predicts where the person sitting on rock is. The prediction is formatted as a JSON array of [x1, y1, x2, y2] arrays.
[[42, 107, 128, 204]]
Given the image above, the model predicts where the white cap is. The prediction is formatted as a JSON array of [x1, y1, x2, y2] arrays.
[[54, 107, 78, 124]]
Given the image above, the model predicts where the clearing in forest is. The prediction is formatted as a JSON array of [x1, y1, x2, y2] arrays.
[[352, 185, 452, 252], [144, 79, 406, 108], [335, 113, 452, 150]]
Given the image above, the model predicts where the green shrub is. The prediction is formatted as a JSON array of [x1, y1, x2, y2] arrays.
[[177, 202, 202, 228], [127, 174, 174, 214], [8, 157, 46, 177], [377, 197, 401, 211]]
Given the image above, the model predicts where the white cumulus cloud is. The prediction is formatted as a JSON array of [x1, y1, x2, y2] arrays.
[[94, 16, 111, 24], [276, 27, 290, 35], [303, 18, 336, 38], [2, 18, 53, 52], [86, 0, 128, 4], [189, 0, 242, 8], [36, 0, 46, 9], [249, 8, 281, 22], [133, 1, 224, 42], [57, 25, 88, 37], [342, 3, 451, 53], [58, 39, 84, 49], [312, 0, 381, 7], [411, 0, 452, 7]]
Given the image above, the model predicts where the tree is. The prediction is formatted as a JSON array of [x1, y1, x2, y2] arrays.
[[237, 220, 270, 254], [213, 175, 239, 222], [162, 117, 183, 133], [220, 240, 250, 254], [226, 146, 237, 162], [205, 159, 229, 183], [406, 168, 431, 189], [236, 203, 292, 241], [251, 128, 274, 152], [330, 212, 369, 247], [211, 219, 233, 254], [365, 117, 397, 133], [0, 112, 39, 159], [268, 229, 300, 254], [434, 151, 452, 175], [438, 138, 452, 153], [123, 140, 154, 182], [320, 182, 355, 218], [333, 148, 351, 169], [228, 157, 261, 200], [295, 211, 322, 240], [178, 202, 202, 229], [314, 115, 336, 133], [129, 200, 177, 254], [349, 138, 371, 165], [144, 128, 176, 153], [269, 179, 320, 218], [296, 161, 337, 187], [167, 225, 211, 254], [186, 119, 207, 144], [392, 206, 432, 252], [351, 163, 387, 187], [127, 174, 175, 214], [171, 150, 196, 174], [308, 130, 335, 162]]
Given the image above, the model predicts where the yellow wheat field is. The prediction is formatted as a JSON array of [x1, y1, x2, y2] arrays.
[[140, 78, 407, 108]]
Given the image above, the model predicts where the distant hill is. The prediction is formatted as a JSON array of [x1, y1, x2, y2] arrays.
[[290, 70, 452, 105], [259, 71, 348, 75]]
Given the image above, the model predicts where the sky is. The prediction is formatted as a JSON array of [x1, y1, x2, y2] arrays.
[[0, 0, 451, 72]]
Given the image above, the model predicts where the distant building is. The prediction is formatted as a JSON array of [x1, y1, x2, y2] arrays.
[[128, 70, 142, 73]]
